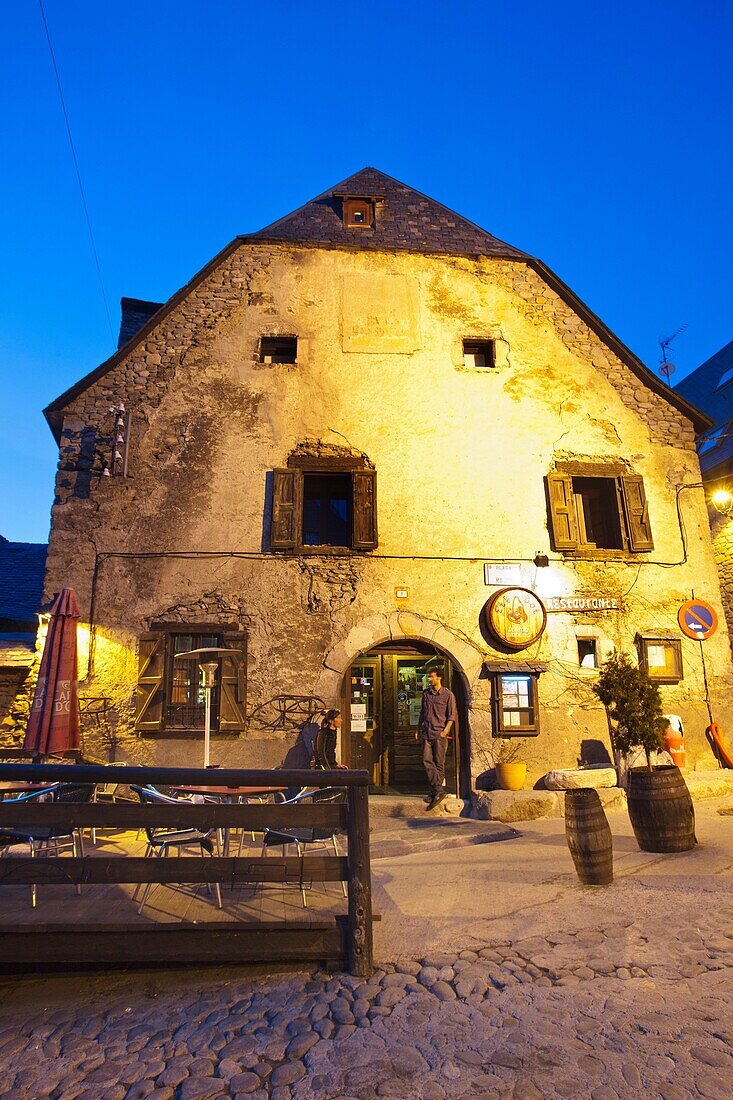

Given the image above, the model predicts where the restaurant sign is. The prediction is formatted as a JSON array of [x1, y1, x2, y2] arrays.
[[546, 596, 622, 613]]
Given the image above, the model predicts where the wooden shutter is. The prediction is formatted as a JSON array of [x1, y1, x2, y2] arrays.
[[219, 631, 247, 732], [620, 475, 654, 551], [545, 473, 579, 550], [352, 470, 378, 549], [270, 468, 300, 549], [135, 633, 166, 732]]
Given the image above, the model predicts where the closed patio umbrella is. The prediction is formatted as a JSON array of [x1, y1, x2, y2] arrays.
[[24, 587, 81, 757]]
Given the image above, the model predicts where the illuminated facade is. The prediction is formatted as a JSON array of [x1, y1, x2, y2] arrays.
[[38, 169, 733, 790]]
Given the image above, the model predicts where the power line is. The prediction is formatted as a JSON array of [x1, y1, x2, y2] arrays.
[[38, 0, 116, 348]]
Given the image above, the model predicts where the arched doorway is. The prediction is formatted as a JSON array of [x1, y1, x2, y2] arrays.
[[341, 640, 469, 796]]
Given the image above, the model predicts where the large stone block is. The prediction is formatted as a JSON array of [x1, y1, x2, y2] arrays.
[[544, 767, 618, 790], [472, 789, 561, 822]]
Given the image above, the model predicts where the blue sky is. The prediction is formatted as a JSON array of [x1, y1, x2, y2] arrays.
[[2, 0, 732, 543]]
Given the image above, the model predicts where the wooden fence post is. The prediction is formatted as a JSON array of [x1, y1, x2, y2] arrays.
[[345, 782, 373, 978]]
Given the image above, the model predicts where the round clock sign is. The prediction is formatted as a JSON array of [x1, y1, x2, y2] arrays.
[[484, 587, 547, 651]]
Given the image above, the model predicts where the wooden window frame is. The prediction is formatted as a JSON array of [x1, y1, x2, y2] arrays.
[[135, 625, 247, 737], [636, 634, 684, 684], [491, 672, 540, 737], [545, 466, 654, 557], [270, 459, 378, 554], [343, 199, 375, 228]]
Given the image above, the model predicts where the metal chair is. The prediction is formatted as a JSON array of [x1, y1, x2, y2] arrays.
[[260, 786, 347, 907], [235, 786, 306, 858], [130, 785, 223, 914], [90, 762, 128, 844], [0, 783, 93, 907]]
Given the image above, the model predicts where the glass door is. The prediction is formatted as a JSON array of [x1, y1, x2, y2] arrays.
[[392, 655, 457, 792], [346, 659, 382, 785]]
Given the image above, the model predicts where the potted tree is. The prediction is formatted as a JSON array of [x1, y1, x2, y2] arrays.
[[593, 652, 695, 853]]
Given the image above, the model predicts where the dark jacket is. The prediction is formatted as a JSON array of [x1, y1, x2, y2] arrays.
[[314, 726, 338, 769]]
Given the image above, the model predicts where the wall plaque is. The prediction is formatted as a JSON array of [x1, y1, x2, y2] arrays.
[[484, 587, 547, 651], [545, 596, 622, 612], [484, 563, 524, 586], [340, 273, 420, 353]]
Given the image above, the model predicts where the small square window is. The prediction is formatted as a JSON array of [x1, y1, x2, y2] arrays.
[[577, 638, 598, 669], [636, 635, 683, 683], [463, 339, 495, 369], [343, 199, 375, 228], [259, 336, 297, 364]]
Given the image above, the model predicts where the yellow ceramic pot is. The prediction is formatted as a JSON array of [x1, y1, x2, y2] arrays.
[[496, 762, 527, 791]]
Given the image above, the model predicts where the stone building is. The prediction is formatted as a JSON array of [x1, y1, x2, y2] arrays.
[[676, 339, 733, 651], [39, 168, 732, 790], [0, 535, 47, 742]]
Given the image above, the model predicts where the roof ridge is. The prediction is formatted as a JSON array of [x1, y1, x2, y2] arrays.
[[249, 166, 529, 259]]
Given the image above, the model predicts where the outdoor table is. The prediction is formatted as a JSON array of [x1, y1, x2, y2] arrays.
[[0, 782, 55, 801], [173, 785, 289, 856]]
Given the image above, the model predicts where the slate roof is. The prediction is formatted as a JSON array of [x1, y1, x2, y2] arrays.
[[43, 166, 711, 438], [248, 167, 529, 259], [675, 340, 733, 477], [0, 536, 47, 628]]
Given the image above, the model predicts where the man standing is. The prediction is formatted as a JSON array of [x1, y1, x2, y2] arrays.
[[416, 667, 458, 810]]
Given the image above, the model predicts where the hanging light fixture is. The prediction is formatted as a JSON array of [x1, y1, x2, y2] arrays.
[[711, 489, 733, 516]]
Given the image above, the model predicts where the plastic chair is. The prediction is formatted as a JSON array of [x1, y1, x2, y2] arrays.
[[130, 785, 222, 914], [260, 786, 347, 907]]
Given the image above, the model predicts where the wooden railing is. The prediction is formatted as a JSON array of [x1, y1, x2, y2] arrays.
[[0, 764, 373, 977]]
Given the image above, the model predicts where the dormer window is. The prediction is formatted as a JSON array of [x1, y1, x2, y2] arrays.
[[343, 199, 375, 229]]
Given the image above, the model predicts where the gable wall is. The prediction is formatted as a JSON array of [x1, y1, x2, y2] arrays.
[[41, 243, 732, 778]]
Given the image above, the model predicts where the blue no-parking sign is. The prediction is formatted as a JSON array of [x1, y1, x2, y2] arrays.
[[678, 599, 718, 641]]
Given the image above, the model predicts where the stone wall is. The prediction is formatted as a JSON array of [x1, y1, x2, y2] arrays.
[[708, 507, 733, 658], [40, 243, 733, 783]]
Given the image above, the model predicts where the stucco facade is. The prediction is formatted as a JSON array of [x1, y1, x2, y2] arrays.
[[38, 170, 732, 788]]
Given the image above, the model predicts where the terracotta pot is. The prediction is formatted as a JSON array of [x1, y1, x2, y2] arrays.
[[496, 762, 527, 791]]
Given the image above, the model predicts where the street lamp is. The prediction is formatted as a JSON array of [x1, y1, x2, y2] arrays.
[[711, 489, 733, 517], [173, 647, 238, 768]]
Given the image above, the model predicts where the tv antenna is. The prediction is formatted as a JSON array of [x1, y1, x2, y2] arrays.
[[659, 323, 688, 384]]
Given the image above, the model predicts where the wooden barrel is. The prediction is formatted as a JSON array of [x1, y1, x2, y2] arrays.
[[627, 765, 696, 853], [564, 789, 613, 885]]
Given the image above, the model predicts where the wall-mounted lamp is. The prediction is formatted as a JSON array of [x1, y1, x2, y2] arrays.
[[533, 552, 550, 568], [711, 489, 733, 516]]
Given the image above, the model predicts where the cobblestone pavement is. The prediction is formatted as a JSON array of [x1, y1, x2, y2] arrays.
[[0, 803, 732, 1099], [1, 920, 731, 1100]]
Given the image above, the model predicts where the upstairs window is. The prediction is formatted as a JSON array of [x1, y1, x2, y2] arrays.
[[715, 368, 733, 392], [260, 336, 297, 364], [546, 470, 654, 553], [343, 199, 375, 228], [303, 473, 351, 546], [463, 339, 495, 369], [270, 461, 377, 552], [698, 424, 727, 457]]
